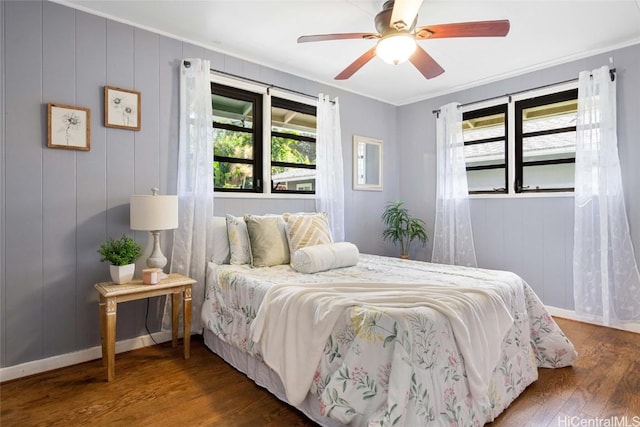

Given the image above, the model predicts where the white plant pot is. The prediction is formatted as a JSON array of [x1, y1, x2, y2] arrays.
[[109, 264, 135, 284]]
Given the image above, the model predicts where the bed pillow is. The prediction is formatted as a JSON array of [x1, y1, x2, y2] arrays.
[[226, 214, 251, 265], [283, 212, 333, 258], [291, 242, 359, 274], [210, 216, 230, 264], [244, 214, 290, 267]]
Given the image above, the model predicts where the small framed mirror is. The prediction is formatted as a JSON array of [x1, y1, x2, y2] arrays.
[[353, 135, 383, 191]]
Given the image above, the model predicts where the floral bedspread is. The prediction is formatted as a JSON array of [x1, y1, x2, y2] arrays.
[[201, 255, 577, 426]]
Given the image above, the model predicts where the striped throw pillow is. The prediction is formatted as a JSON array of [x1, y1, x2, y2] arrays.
[[283, 212, 333, 258]]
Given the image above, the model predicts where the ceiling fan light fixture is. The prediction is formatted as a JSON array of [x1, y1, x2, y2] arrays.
[[375, 33, 417, 65]]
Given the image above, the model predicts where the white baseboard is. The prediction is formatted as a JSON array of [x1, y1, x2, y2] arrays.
[[0, 331, 173, 383], [545, 305, 640, 334]]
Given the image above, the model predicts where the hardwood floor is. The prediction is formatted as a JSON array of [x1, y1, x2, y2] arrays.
[[489, 318, 640, 427], [1, 318, 638, 426]]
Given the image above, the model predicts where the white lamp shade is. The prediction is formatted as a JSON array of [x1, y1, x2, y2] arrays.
[[375, 33, 417, 65], [130, 195, 179, 231]]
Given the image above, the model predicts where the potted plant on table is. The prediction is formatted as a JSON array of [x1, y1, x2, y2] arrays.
[[381, 200, 428, 259], [98, 234, 142, 284]]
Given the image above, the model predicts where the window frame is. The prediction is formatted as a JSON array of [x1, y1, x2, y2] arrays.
[[270, 96, 317, 195], [210, 74, 317, 197], [212, 82, 264, 193], [514, 88, 578, 194], [461, 81, 578, 198], [463, 103, 509, 195]]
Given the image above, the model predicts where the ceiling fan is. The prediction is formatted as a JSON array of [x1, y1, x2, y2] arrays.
[[297, 0, 510, 80]]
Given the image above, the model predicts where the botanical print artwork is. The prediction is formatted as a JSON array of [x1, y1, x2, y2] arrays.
[[47, 103, 90, 151], [104, 86, 140, 130], [58, 110, 83, 146], [109, 91, 135, 126]]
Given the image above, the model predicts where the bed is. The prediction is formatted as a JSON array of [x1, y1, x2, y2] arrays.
[[200, 222, 577, 427]]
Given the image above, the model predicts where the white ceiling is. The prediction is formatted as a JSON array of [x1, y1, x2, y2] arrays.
[[55, 0, 640, 106]]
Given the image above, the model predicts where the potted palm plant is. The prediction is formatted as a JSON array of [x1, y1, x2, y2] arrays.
[[381, 200, 428, 259], [98, 234, 142, 284]]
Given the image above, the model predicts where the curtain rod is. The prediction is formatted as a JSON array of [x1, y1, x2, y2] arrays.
[[432, 68, 616, 115], [182, 60, 327, 103]]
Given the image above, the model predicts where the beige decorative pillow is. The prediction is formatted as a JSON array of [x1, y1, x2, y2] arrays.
[[283, 212, 333, 258], [226, 214, 251, 265], [244, 214, 290, 267]]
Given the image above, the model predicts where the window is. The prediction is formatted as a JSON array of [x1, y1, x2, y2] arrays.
[[463, 105, 508, 194], [462, 84, 578, 195], [515, 89, 577, 193], [212, 81, 317, 194], [270, 98, 317, 194], [212, 83, 262, 192]]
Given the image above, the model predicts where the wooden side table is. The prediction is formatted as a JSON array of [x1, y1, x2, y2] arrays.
[[94, 273, 197, 381]]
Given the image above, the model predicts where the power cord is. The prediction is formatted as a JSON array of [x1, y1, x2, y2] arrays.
[[145, 297, 160, 346]]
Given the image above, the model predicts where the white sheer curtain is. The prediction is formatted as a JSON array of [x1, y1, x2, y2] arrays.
[[574, 65, 640, 326], [315, 94, 345, 241], [164, 59, 214, 333], [431, 102, 477, 267]]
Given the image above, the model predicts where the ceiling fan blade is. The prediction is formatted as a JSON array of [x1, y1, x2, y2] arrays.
[[409, 46, 445, 79], [335, 47, 377, 80], [298, 33, 378, 43], [390, 0, 424, 30], [415, 20, 510, 39]]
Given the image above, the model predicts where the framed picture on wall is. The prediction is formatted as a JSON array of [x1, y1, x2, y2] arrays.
[[47, 103, 91, 151], [104, 85, 141, 131]]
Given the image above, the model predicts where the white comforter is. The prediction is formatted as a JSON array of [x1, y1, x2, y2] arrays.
[[250, 282, 514, 405], [202, 254, 577, 426]]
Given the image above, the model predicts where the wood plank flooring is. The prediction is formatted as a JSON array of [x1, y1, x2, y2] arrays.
[[1, 318, 638, 426]]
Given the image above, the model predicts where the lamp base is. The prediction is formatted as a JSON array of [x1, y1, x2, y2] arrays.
[[146, 230, 168, 273]]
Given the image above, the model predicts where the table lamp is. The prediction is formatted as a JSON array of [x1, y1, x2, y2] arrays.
[[130, 187, 179, 273]]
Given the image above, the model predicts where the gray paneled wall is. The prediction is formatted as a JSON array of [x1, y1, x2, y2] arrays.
[[1, 1, 400, 368], [4, 0, 46, 367], [469, 197, 575, 309], [42, 0, 78, 357], [0, 0, 6, 367], [398, 43, 640, 311], [10, 0, 636, 371], [0, 0, 6, 366]]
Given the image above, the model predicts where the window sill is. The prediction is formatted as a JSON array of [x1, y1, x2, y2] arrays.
[[214, 192, 316, 200], [469, 191, 574, 199]]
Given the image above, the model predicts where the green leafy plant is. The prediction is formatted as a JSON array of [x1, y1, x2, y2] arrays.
[[98, 235, 142, 266], [381, 200, 428, 258]]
